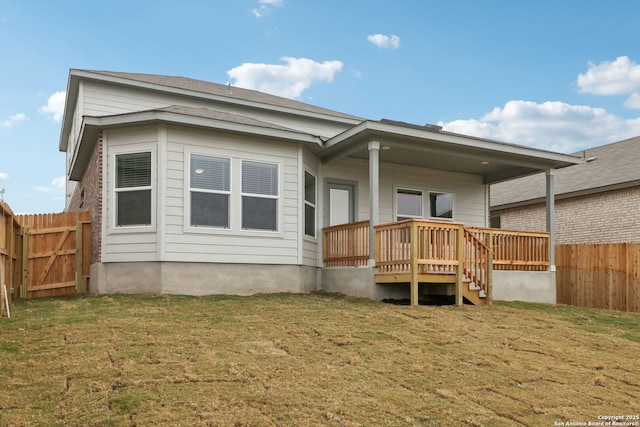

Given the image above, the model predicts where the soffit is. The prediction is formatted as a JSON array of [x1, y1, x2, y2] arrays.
[[322, 121, 582, 184]]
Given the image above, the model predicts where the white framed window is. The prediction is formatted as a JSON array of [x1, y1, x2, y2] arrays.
[[114, 151, 152, 227], [304, 171, 317, 238], [396, 188, 423, 221], [189, 154, 231, 228], [241, 160, 279, 231], [429, 192, 454, 220]]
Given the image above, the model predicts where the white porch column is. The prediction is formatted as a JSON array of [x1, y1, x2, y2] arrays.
[[546, 169, 556, 271], [368, 141, 380, 265]]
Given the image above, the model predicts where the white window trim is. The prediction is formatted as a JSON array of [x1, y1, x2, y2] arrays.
[[182, 149, 283, 237], [304, 170, 317, 240], [109, 144, 157, 234], [428, 190, 455, 221], [395, 186, 424, 221], [186, 152, 232, 230]]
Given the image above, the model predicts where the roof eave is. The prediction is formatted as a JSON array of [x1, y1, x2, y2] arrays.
[[68, 110, 323, 181], [321, 120, 583, 171]]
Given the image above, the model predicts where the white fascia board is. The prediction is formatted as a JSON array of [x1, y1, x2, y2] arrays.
[[324, 120, 583, 167]]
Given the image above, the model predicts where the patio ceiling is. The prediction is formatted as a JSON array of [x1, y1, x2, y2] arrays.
[[321, 120, 583, 184]]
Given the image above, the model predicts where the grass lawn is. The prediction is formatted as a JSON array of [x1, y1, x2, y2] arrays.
[[1, 293, 639, 426]]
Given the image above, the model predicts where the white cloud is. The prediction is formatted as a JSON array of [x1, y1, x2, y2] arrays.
[[624, 92, 640, 109], [577, 56, 640, 109], [0, 172, 8, 181], [227, 57, 343, 99], [438, 100, 640, 153], [1, 113, 26, 128], [252, 0, 283, 18], [367, 34, 400, 50], [39, 91, 66, 122], [577, 56, 640, 95], [35, 175, 66, 193]]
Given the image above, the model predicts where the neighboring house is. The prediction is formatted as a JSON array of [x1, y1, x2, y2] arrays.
[[60, 69, 580, 302], [490, 136, 640, 244]]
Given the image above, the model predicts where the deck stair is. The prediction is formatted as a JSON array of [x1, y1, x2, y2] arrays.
[[370, 220, 492, 306], [462, 274, 486, 305]]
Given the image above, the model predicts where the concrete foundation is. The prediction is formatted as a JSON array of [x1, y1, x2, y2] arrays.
[[89, 262, 556, 305], [321, 266, 410, 301], [492, 270, 556, 304], [90, 262, 320, 296]]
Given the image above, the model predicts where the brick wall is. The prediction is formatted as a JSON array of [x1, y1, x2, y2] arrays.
[[67, 134, 103, 263], [494, 186, 640, 244]]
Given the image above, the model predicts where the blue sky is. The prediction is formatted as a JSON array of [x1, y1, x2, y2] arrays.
[[1, 0, 640, 213]]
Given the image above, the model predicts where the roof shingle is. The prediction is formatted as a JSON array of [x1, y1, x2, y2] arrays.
[[490, 136, 640, 208]]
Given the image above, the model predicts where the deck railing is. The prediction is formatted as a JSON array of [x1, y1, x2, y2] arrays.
[[323, 222, 550, 272], [375, 220, 463, 275], [463, 228, 493, 300], [466, 228, 550, 271], [323, 220, 370, 267]]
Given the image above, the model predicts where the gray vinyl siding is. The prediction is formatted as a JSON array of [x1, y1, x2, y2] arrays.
[[103, 126, 159, 262], [321, 158, 487, 228], [81, 80, 351, 138], [162, 126, 301, 264]]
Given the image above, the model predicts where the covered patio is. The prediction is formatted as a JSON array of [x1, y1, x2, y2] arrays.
[[317, 120, 582, 306]]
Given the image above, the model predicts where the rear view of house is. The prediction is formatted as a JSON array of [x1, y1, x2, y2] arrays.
[[60, 70, 581, 304]]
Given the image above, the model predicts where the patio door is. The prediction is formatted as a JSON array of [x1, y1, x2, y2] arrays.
[[326, 182, 356, 226]]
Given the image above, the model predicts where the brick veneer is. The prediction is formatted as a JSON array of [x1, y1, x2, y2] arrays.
[[494, 186, 640, 244], [67, 134, 103, 263]]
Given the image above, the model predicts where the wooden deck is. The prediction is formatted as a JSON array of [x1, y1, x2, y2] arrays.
[[323, 219, 550, 306]]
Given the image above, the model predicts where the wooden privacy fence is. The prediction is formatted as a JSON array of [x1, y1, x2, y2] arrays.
[[1, 201, 22, 315], [556, 243, 640, 313], [17, 211, 91, 299], [0, 200, 91, 309]]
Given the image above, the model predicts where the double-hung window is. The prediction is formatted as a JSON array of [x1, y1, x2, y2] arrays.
[[115, 152, 152, 227], [190, 154, 230, 228], [304, 171, 316, 237], [241, 160, 279, 231], [396, 188, 423, 221]]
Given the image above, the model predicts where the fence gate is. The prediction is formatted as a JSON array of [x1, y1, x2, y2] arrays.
[[17, 212, 91, 299]]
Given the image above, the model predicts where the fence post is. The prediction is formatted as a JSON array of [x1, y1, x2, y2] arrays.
[[20, 227, 28, 298], [75, 220, 87, 294]]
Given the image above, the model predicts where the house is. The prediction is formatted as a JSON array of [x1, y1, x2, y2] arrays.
[[59, 69, 581, 305], [490, 136, 640, 244]]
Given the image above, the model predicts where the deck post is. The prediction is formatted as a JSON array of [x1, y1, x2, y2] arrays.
[[410, 220, 419, 306], [368, 141, 380, 266], [545, 169, 556, 272], [455, 224, 464, 306]]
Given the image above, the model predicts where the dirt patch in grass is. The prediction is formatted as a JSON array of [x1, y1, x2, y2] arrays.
[[1, 293, 639, 426]]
